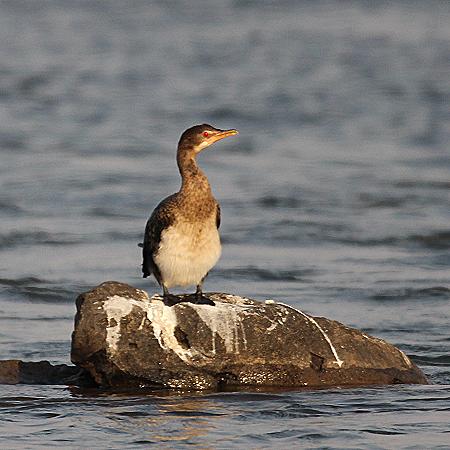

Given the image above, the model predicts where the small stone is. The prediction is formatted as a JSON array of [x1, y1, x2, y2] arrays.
[[0, 360, 94, 386]]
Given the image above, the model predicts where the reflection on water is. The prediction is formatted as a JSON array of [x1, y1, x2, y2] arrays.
[[148, 399, 221, 443], [2, 384, 450, 448]]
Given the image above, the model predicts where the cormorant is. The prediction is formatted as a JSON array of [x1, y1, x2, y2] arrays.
[[142, 124, 238, 305]]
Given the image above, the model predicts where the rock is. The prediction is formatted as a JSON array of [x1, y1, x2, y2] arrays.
[[0, 359, 94, 386], [71, 281, 428, 390]]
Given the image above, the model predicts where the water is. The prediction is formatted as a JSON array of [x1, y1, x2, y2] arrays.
[[1, 0, 449, 447]]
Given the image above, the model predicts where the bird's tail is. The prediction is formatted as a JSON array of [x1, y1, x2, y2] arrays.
[[140, 242, 151, 278]]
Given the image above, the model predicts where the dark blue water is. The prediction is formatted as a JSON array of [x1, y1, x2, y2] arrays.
[[1, 0, 449, 448]]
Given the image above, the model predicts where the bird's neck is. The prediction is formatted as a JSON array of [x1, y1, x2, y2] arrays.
[[177, 147, 211, 195]]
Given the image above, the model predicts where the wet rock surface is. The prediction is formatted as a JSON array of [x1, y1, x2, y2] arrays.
[[71, 281, 428, 389], [0, 359, 93, 386]]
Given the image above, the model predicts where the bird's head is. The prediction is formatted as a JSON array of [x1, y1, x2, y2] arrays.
[[178, 124, 238, 154]]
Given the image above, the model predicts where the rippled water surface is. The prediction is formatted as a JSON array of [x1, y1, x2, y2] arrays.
[[1, 0, 449, 448]]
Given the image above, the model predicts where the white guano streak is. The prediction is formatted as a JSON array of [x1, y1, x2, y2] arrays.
[[103, 293, 251, 361], [277, 302, 344, 368], [103, 295, 142, 353], [103, 294, 195, 362], [194, 301, 249, 354], [145, 298, 195, 362]]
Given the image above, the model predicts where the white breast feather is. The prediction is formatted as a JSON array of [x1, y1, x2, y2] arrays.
[[154, 217, 221, 289]]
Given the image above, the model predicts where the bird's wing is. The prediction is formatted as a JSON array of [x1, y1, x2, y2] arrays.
[[216, 203, 221, 229], [142, 195, 177, 282]]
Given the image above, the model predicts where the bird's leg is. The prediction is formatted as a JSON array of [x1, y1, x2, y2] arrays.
[[195, 283, 203, 302], [193, 281, 214, 306], [162, 285, 180, 306]]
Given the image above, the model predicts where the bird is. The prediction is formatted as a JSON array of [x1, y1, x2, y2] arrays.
[[142, 124, 238, 305]]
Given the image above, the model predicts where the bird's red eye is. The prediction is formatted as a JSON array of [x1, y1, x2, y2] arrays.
[[203, 131, 209, 137]]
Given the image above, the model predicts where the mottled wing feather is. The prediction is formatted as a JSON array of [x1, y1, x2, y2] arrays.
[[142, 195, 177, 283], [216, 203, 221, 229]]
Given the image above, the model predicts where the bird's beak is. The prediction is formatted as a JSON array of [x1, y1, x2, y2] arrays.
[[211, 128, 239, 144]]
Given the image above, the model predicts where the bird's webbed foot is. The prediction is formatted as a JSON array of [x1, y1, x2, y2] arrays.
[[191, 295, 215, 306], [193, 285, 215, 306], [163, 293, 184, 307], [162, 286, 183, 306], [161, 286, 215, 306]]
